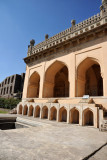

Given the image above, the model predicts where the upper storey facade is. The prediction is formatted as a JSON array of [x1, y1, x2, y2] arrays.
[[24, 0, 107, 64]]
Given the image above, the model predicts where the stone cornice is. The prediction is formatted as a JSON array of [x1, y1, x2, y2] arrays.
[[24, 12, 107, 64]]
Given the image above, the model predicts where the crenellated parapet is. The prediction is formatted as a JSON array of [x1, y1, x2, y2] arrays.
[[25, 2, 107, 64]]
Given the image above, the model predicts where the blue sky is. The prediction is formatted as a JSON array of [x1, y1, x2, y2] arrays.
[[0, 0, 102, 82]]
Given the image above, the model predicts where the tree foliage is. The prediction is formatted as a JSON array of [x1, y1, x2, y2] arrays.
[[0, 98, 20, 109]]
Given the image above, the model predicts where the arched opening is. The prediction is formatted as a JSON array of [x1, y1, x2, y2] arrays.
[[8, 77, 10, 84], [7, 87, 8, 94], [10, 86, 12, 94], [28, 105, 33, 116], [77, 58, 103, 97], [27, 72, 40, 98], [50, 107, 57, 120], [70, 108, 79, 124], [103, 110, 107, 119], [4, 88, 6, 95], [23, 105, 28, 115], [42, 106, 48, 119], [43, 61, 69, 98], [83, 109, 94, 126], [11, 76, 14, 83], [18, 105, 22, 114], [34, 106, 40, 118], [59, 107, 67, 122]]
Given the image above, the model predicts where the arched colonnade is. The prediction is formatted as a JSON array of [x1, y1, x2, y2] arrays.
[[27, 57, 104, 98], [18, 103, 96, 127]]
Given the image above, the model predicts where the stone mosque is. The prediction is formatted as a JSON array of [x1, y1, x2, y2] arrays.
[[17, 0, 107, 129]]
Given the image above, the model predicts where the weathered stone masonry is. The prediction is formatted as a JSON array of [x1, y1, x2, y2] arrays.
[[0, 73, 25, 98], [18, 0, 107, 128]]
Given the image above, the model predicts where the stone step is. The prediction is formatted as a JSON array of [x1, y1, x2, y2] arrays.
[[100, 128, 107, 132], [102, 126, 107, 129], [16, 117, 51, 128], [100, 119, 107, 132], [103, 124, 107, 126]]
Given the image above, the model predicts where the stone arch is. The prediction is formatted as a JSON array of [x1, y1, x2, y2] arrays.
[[83, 108, 94, 126], [34, 105, 40, 118], [42, 106, 48, 119], [70, 107, 79, 124], [28, 105, 34, 116], [18, 105, 23, 114], [50, 106, 57, 120], [23, 105, 28, 115], [77, 57, 101, 69], [27, 71, 40, 98], [76, 57, 103, 97], [43, 60, 69, 98], [59, 107, 67, 122]]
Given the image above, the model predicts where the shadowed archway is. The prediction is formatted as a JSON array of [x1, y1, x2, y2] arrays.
[[83, 108, 94, 126], [23, 105, 28, 115], [70, 108, 79, 124], [42, 106, 48, 119], [27, 72, 40, 98], [18, 105, 22, 114], [28, 105, 34, 116], [43, 61, 69, 98], [59, 107, 67, 122], [34, 106, 40, 118], [50, 107, 57, 120], [77, 58, 103, 97]]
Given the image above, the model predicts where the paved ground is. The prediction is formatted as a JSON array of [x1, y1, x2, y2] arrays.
[[0, 114, 107, 160], [89, 145, 107, 160]]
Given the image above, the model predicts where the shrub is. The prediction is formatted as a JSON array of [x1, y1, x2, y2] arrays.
[[0, 98, 20, 110]]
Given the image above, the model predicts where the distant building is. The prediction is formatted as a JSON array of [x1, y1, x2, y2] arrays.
[[0, 73, 25, 98]]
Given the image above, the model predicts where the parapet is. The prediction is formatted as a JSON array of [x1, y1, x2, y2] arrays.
[[25, 2, 107, 63]]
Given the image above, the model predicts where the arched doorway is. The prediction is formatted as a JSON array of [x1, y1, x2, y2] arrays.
[[43, 61, 69, 98], [50, 107, 57, 120], [18, 105, 22, 114], [59, 107, 67, 122], [34, 106, 40, 118], [77, 58, 103, 97], [28, 105, 33, 116], [27, 72, 40, 98], [42, 106, 48, 119], [23, 105, 28, 115], [83, 109, 94, 126], [70, 108, 79, 124]]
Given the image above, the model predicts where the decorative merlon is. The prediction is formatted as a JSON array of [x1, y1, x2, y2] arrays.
[[27, 12, 107, 57], [25, 1, 107, 62]]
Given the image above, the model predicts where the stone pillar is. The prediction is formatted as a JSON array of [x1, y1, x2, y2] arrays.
[[48, 107, 50, 120], [40, 108, 42, 119], [102, 41, 107, 96], [17, 104, 19, 114], [67, 106, 70, 124], [22, 66, 29, 99], [33, 107, 36, 118], [69, 54, 75, 97], [94, 107, 98, 128], [27, 107, 30, 116], [79, 105, 83, 126], [57, 108, 59, 122], [22, 106, 24, 115], [39, 75, 44, 98], [99, 109, 103, 129]]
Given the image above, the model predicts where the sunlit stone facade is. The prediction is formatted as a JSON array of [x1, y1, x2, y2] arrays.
[[17, 0, 107, 128]]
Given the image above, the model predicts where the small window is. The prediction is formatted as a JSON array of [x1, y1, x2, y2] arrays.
[[11, 76, 14, 83]]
